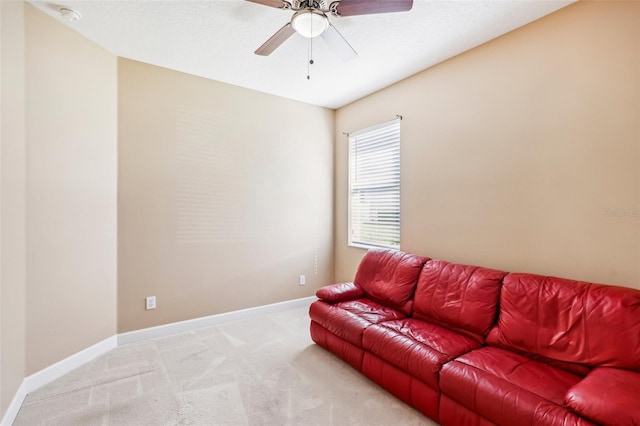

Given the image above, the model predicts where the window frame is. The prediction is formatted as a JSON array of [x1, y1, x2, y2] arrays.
[[347, 118, 401, 250]]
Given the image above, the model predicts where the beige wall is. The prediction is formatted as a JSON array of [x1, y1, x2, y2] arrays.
[[335, 1, 640, 289], [1, 0, 637, 416], [118, 59, 334, 332], [25, 4, 117, 374], [1, 0, 27, 417]]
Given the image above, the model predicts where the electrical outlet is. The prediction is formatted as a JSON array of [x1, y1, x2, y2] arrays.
[[299, 275, 306, 286], [146, 296, 156, 310]]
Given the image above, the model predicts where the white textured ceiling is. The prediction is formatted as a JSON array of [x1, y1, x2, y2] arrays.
[[29, 0, 573, 109]]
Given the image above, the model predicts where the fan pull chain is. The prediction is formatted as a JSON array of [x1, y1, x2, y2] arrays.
[[307, 14, 314, 80], [307, 38, 315, 80], [307, 37, 311, 80]]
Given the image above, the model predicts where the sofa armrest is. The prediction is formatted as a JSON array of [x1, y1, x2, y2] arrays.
[[316, 282, 364, 303], [565, 367, 640, 425]]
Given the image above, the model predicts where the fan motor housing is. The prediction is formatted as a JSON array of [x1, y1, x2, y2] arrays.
[[294, 0, 329, 10]]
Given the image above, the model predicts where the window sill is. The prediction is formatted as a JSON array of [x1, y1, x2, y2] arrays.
[[348, 242, 399, 251]]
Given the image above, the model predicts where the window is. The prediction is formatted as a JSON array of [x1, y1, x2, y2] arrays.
[[348, 118, 401, 249]]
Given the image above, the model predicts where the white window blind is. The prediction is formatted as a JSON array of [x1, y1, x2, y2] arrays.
[[348, 118, 400, 249]]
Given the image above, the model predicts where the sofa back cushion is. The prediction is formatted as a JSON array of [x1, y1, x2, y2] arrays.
[[354, 249, 428, 315], [412, 260, 507, 337], [486, 273, 640, 371]]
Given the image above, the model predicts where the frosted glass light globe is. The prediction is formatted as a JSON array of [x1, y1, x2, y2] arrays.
[[291, 11, 329, 38]]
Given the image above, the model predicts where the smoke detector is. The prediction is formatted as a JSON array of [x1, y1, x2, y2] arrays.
[[59, 7, 81, 23]]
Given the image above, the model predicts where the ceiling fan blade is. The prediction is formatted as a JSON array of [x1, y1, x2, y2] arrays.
[[246, 0, 290, 9], [321, 23, 357, 62], [335, 0, 413, 16], [255, 23, 296, 56]]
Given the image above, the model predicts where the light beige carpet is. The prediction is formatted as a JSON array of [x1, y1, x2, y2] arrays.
[[14, 306, 436, 425]]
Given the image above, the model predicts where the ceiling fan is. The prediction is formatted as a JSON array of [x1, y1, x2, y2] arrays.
[[248, 0, 413, 61]]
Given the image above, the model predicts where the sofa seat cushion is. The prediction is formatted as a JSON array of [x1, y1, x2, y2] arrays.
[[440, 347, 590, 426], [309, 299, 406, 347], [565, 367, 640, 425], [362, 318, 482, 389]]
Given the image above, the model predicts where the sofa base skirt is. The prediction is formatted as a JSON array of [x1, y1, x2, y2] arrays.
[[440, 394, 496, 426], [362, 352, 440, 421], [310, 320, 364, 370]]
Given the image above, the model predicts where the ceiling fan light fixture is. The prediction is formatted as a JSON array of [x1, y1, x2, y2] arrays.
[[291, 10, 328, 38]]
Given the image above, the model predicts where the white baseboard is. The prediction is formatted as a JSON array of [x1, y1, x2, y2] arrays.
[[1, 335, 117, 426], [118, 295, 316, 345], [1, 381, 27, 426], [23, 335, 117, 392], [1, 296, 315, 425]]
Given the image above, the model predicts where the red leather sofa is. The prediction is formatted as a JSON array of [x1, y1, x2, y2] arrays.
[[309, 249, 640, 425]]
